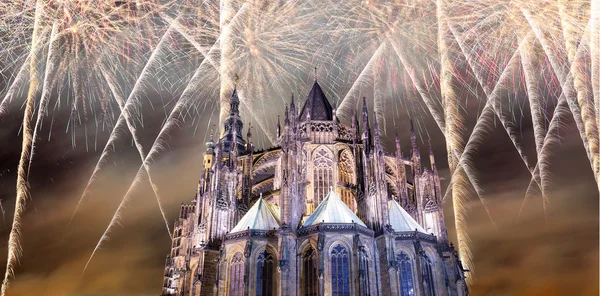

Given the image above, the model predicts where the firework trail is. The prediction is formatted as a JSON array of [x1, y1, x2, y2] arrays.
[[1, 2, 46, 294], [520, 27, 593, 216], [219, 0, 237, 125], [68, 26, 176, 235], [28, 23, 60, 178], [559, 0, 599, 185], [387, 35, 445, 134], [83, 37, 221, 274], [519, 36, 550, 213], [521, 7, 593, 172], [593, 0, 600, 165], [337, 42, 385, 120], [449, 26, 543, 193], [437, 0, 471, 281], [0, 56, 30, 116]]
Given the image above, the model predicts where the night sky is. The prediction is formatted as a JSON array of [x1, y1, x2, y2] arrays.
[[0, 77, 598, 296]]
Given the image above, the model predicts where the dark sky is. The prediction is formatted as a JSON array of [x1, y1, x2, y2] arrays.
[[0, 77, 598, 296]]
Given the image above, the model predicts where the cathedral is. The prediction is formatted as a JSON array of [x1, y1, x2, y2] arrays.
[[161, 80, 469, 296]]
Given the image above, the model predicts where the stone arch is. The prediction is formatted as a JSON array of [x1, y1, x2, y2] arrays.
[[299, 240, 319, 296], [251, 243, 279, 296], [325, 237, 355, 296]]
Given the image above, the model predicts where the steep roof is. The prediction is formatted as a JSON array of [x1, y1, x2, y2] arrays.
[[298, 80, 333, 121], [388, 200, 426, 233], [230, 198, 281, 233], [302, 190, 366, 227]]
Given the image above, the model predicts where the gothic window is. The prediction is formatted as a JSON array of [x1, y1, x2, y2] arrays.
[[229, 252, 245, 296], [256, 250, 275, 296], [330, 244, 350, 296], [421, 254, 436, 296], [398, 252, 415, 296], [358, 248, 370, 296], [313, 148, 333, 204], [302, 247, 318, 296]]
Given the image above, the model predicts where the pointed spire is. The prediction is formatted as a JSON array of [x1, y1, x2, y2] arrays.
[[230, 82, 240, 116], [299, 79, 332, 121], [246, 123, 253, 152], [361, 97, 371, 148], [332, 102, 337, 122], [290, 93, 296, 110], [428, 138, 436, 170], [352, 109, 359, 139], [276, 115, 281, 137], [395, 124, 402, 154], [284, 105, 289, 126], [410, 119, 421, 175]]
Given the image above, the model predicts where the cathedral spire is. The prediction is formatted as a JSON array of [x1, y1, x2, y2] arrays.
[[246, 123, 253, 153], [361, 97, 371, 151], [428, 138, 436, 170], [277, 115, 281, 138], [410, 119, 421, 174]]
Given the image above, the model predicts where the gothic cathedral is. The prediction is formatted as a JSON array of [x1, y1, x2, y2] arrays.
[[162, 80, 469, 296]]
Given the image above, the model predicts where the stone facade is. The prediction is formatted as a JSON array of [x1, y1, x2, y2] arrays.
[[162, 80, 469, 296]]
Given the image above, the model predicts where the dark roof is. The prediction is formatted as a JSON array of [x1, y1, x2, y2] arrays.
[[298, 80, 333, 121]]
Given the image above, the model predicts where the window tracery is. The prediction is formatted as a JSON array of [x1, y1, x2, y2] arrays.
[[331, 244, 350, 296], [398, 252, 414, 296], [302, 247, 318, 296], [229, 252, 245, 296], [421, 254, 436, 296], [256, 250, 275, 296], [313, 148, 333, 204]]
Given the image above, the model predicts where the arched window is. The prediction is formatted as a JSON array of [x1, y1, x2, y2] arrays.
[[313, 148, 333, 204], [256, 250, 275, 296], [358, 248, 370, 296], [397, 253, 414, 296], [302, 247, 318, 296], [421, 254, 436, 296], [331, 244, 350, 296], [229, 252, 245, 296]]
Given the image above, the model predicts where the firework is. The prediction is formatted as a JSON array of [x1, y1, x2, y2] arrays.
[[0, 1, 598, 293]]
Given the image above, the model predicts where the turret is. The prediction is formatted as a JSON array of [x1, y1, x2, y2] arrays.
[[372, 110, 381, 151], [361, 97, 371, 153], [410, 119, 423, 225], [276, 115, 281, 138], [246, 124, 253, 153], [395, 129, 409, 206], [429, 139, 443, 203], [410, 119, 421, 176]]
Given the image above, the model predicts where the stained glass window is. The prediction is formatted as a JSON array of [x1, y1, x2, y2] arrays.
[[302, 247, 318, 296], [229, 252, 244, 296], [358, 248, 370, 296], [421, 254, 436, 296], [256, 250, 275, 296], [331, 244, 350, 296], [313, 148, 333, 204], [398, 252, 414, 296]]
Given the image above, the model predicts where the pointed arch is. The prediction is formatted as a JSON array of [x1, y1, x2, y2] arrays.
[[229, 252, 245, 296], [330, 243, 350, 296], [421, 253, 436, 296], [397, 252, 415, 296], [255, 249, 275, 296], [301, 246, 319, 296]]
